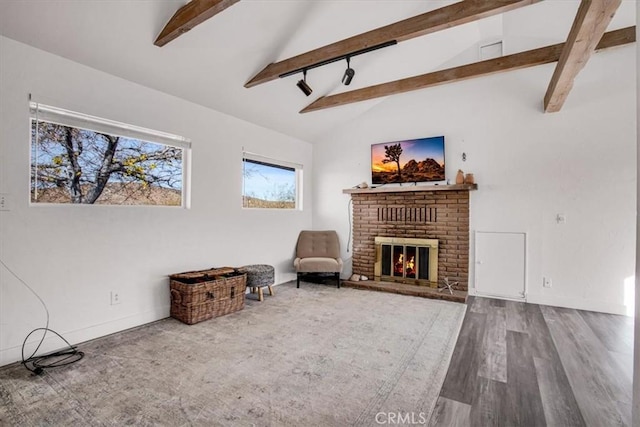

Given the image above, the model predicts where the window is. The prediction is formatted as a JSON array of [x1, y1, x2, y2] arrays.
[[30, 102, 190, 206], [242, 153, 302, 209]]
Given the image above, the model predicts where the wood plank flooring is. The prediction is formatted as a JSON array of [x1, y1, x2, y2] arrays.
[[431, 297, 633, 426]]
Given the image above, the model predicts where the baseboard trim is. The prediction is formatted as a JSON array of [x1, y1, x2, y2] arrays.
[[468, 287, 629, 316], [2, 282, 297, 367], [525, 294, 628, 316], [0, 306, 169, 367], [468, 288, 525, 302]]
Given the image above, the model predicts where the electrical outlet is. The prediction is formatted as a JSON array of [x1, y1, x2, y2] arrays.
[[543, 277, 552, 288], [110, 291, 121, 305], [0, 193, 10, 211]]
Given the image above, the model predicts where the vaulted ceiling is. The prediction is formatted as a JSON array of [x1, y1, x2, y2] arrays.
[[0, 0, 635, 143]]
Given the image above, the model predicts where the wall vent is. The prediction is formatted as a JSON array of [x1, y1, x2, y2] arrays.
[[377, 206, 436, 223]]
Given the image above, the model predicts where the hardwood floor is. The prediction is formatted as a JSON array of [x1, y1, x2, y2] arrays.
[[431, 296, 633, 426]]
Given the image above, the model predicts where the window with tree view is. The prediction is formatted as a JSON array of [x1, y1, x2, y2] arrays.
[[30, 103, 189, 206], [242, 155, 301, 209]]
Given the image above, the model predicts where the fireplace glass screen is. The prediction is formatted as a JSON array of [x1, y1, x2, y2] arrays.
[[418, 247, 429, 280], [405, 246, 416, 278], [381, 244, 432, 282], [381, 245, 391, 276], [375, 237, 438, 286], [393, 246, 403, 277]]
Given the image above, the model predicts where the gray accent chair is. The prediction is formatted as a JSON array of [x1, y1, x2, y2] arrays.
[[294, 230, 343, 288]]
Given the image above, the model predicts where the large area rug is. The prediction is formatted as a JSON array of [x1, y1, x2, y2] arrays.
[[0, 282, 466, 426]]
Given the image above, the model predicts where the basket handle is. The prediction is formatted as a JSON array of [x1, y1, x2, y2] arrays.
[[170, 289, 182, 304], [230, 287, 235, 298], [206, 291, 215, 300]]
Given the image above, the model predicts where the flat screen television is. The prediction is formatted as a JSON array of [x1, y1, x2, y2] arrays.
[[371, 136, 445, 185]]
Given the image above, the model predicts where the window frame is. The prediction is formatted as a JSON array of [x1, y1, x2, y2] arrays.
[[242, 152, 303, 211], [29, 101, 192, 208]]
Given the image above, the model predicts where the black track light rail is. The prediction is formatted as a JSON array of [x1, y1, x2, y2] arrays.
[[278, 40, 398, 79]]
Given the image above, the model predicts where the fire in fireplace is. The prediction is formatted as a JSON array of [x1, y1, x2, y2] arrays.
[[375, 237, 438, 287], [391, 246, 421, 278], [393, 251, 416, 277]]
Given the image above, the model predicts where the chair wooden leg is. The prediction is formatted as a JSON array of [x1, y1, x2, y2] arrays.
[[297, 273, 300, 288], [335, 273, 340, 288], [258, 287, 264, 302], [268, 285, 274, 296]]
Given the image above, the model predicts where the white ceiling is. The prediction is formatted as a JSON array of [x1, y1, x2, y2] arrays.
[[0, 0, 635, 143]]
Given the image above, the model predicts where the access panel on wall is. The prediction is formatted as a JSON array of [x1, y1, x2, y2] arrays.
[[474, 231, 526, 300]]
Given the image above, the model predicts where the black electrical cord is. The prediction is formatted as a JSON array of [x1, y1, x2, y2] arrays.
[[0, 258, 84, 375], [21, 328, 84, 375]]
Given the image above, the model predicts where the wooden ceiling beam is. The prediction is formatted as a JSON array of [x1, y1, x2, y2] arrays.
[[300, 26, 634, 114], [245, 0, 541, 88], [543, 0, 622, 112], [154, 0, 240, 47]]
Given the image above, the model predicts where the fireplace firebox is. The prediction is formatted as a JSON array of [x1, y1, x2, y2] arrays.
[[374, 237, 438, 287]]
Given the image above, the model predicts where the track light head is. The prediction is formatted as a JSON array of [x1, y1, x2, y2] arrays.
[[342, 68, 355, 85], [297, 79, 312, 96], [342, 57, 355, 86], [297, 69, 312, 96]]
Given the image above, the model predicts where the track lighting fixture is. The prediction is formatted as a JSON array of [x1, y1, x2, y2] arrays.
[[342, 57, 355, 86], [296, 69, 312, 96], [279, 40, 397, 93], [280, 40, 396, 79]]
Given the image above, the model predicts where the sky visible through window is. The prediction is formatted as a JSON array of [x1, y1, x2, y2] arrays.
[[243, 159, 296, 209], [31, 120, 183, 205]]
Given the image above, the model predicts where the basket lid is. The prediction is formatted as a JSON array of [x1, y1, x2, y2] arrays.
[[169, 267, 236, 280]]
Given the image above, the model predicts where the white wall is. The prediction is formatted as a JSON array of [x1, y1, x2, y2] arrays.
[[0, 36, 313, 366], [633, 3, 640, 424], [313, 35, 636, 315]]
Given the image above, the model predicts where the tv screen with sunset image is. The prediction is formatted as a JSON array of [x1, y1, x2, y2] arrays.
[[371, 136, 445, 185]]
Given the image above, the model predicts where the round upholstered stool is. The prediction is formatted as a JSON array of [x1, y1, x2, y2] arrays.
[[239, 264, 275, 302]]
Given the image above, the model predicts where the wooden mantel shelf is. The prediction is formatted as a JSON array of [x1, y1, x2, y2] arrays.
[[342, 183, 477, 194]]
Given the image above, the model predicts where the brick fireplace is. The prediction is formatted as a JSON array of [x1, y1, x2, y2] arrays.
[[343, 184, 475, 301]]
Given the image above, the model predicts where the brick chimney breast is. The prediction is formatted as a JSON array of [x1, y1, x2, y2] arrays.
[[349, 189, 470, 290]]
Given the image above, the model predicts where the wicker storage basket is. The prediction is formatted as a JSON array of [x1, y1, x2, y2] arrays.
[[169, 267, 247, 325]]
